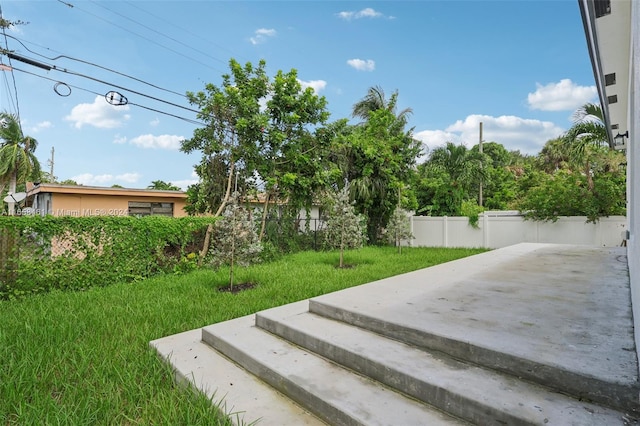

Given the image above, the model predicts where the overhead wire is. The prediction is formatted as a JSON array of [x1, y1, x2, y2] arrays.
[[3, 51, 202, 115], [9, 65, 205, 126], [122, 0, 248, 65], [4, 34, 187, 98], [0, 4, 21, 120], [56, 0, 226, 74], [1, 0, 241, 129], [89, 0, 229, 66]]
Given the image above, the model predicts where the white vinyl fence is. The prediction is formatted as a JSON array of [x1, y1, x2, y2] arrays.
[[410, 212, 627, 248]]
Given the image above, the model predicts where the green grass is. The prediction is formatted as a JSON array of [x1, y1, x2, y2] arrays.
[[0, 246, 486, 425]]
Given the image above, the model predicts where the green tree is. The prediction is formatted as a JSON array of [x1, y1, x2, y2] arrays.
[[352, 85, 412, 123], [323, 185, 367, 268], [563, 102, 610, 191], [416, 142, 485, 216], [256, 67, 330, 238], [0, 112, 41, 215], [148, 180, 181, 191], [182, 59, 269, 217], [182, 59, 329, 260], [182, 59, 269, 264], [470, 141, 521, 210], [538, 137, 571, 173], [331, 88, 420, 243], [210, 192, 262, 291], [517, 150, 625, 223], [384, 206, 413, 254]]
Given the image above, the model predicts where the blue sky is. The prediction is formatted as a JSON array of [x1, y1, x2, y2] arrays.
[[0, 1, 597, 190]]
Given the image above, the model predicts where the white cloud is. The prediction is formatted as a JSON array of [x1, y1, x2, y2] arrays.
[[337, 8, 385, 20], [347, 59, 375, 71], [250, 28, 276, 45], [129, 134, 183, 150], [150, 118, 160, 126], [72, 172, 141, 186], [30, 121, 52, 133], [299, 79, 327, 93], [65, 95, 131, 129], [117, 173, 141, 183], [170, 171, 199, 191], [527, 79, 597, 111], [414, 114, 565, 157], [113, 135, 127, 144]]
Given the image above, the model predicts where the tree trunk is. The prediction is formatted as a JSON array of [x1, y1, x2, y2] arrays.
[[585, 159, 594, 192], [229, 211, 236, 291], [198, 162, 235, 267], [339, 224, 344, 268], [259, 191, 271, 242], [7, 173, 17, 216]]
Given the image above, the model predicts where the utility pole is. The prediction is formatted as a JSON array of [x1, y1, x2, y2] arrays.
[[47, 147, 54, 181], [479, 122, 483, 207]]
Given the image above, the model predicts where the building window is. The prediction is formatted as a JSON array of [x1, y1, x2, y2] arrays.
[[605, 73, 616, 86], [128, 201, 174, 217], [595, 0, 611, 18], [607, 95, 618, 104]]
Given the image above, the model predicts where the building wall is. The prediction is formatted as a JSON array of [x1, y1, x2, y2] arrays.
[[47, 193, 188, 217], [627, 0, 640, 374]]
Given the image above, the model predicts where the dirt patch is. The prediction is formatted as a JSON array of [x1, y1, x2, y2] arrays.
[[217, 282, 257, 294], [335, 264, 357, 269]]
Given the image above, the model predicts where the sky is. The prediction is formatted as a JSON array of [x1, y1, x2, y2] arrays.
[[0, 1, 597, 190]]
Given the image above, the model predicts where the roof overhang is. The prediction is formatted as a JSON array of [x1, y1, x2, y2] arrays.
[[578, 0, 632, 150]]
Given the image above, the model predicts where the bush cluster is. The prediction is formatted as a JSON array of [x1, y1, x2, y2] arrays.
[[0, 215, 216, 300]]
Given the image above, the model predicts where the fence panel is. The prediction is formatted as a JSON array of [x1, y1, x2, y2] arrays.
[[410, 214, 627, 248]]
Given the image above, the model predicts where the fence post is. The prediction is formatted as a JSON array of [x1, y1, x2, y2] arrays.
[[410, 215, 414, 247], [443, 216, 448, 247], [483, 213, 490, 248]]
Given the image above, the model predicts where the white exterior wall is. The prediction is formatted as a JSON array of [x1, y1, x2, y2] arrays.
[[409, 215, 627, 249], [627, 0, 640, 371]]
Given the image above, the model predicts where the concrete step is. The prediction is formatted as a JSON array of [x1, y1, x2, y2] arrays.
[[150, 328, 325, 426], [308, 295, 639, 414], [256, 301, 629, 426], [201, 314, 468, 426]]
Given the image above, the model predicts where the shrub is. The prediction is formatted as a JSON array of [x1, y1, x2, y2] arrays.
[[0, 215, 216, 300], [209, 193, 262, 290], [323, 186, 367, 267]]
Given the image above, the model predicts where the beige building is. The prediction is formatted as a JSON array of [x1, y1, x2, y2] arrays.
[[24, 183, 188, 217]]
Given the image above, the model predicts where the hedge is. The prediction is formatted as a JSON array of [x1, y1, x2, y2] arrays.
[[0, 216, 216, 300]]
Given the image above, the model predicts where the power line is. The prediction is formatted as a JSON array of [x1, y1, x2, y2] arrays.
[[56, 0, 226, 74], [90, 0, 229, 66], [122, 0, 247, 65], [9, 65, 205, 127], [0, 4, 21, 120], [4, 34, 187, 98], [3, 51, 202, 115]]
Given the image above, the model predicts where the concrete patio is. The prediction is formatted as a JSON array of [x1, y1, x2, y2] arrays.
[[150, 243, 639, 425]]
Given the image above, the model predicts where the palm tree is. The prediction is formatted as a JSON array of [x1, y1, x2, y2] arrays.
[[564, 103, 610, 190], [347, 86, 418, 242], [423, 142, 486, 215], [351, 85, 413, 124], [147, 180, 181, 191], [538, 137, 571, 173], [0, 112, 41, 215], [428, 142, 485, 189]]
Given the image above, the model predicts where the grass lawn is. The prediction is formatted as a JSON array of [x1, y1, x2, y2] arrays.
[[0, 246, 486, 425]]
